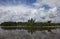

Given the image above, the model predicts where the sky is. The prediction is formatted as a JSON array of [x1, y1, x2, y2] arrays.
[[0, 0, 60, 23]]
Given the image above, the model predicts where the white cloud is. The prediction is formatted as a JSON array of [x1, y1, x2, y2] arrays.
[[0, 0, 60, 23], [0, 5, 58, 23], [32, 0, 60, 23], [0, 5, 35, 23], [33, 0, 60, 7]]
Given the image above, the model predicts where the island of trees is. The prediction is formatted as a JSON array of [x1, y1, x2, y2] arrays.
[[0, 18, 60, 32], [0, 18, 60, 26]]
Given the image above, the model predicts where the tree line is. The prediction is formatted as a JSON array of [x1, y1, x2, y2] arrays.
[[0, 18, 60, 26]]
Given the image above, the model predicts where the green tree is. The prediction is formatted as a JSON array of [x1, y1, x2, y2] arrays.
[[28, 18, 35, 26], [47, 21, 51, 26]]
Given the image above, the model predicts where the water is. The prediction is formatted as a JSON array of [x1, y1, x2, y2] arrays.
[[0, 27, 60, 39]]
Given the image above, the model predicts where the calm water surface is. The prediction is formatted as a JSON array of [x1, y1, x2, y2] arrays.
[[0, 26, 60, 39]]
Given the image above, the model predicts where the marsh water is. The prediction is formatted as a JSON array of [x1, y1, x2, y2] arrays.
[[0, 26, 60, 39]]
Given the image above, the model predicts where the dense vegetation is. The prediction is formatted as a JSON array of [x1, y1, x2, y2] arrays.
[[0, 19, 60, 26], [0, 18, 60, 32]]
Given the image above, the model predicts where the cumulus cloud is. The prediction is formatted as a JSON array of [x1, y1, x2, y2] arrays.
[[0, 5, 58, 23], [32, 0, 60, 23], [0, 0, 60, 23], [0, 5, 35, 23], [32, 7, 57, 22], [33, 0, 60, 7]]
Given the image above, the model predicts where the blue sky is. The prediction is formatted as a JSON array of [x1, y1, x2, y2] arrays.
[[0, 0, 51, 11], [0, 0, 36, 6], [0, 0, 60, 23], [0, 0, 50, 9]]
